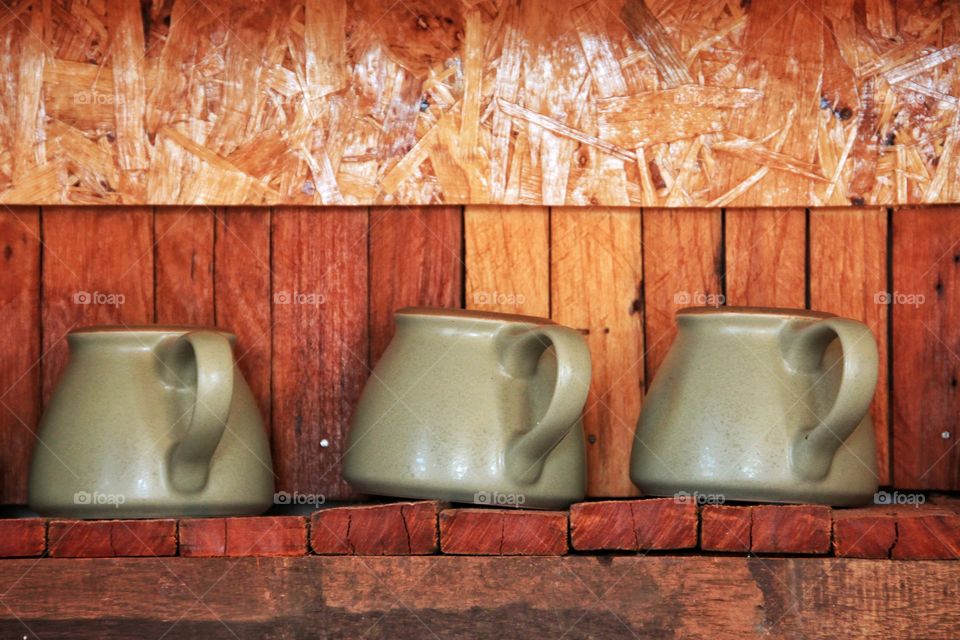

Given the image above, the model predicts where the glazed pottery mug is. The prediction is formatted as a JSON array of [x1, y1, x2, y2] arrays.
[[631, 307, 879, 506], [343, 308, 592, 509], [29, 326, 275, 518]]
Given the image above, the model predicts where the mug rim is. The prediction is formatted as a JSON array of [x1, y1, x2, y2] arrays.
[[69, 325, 237, 339], [677, 306, 836, 320], [396, 306, 556, 325]]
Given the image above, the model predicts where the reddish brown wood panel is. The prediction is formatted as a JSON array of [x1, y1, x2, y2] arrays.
[[552, 207, 643, 496], [180, 516, 307, 557], [892, 208, 960, 489], [810, 207, 890, 484], [154, 207, 214, 325], [569, 498, 698, 551], [0, 208, 40, 504], [40, 208, 155, 404], [47, 519, 177, 557], [700, 505, 752, 553], [311, 501, 441, 555], [214, 207, 273, 428], [750, 505, 832, 554], [369, 206, 462, 364], [0, 519, 45, 557], [642, 208, 723, 383], [724, 208, 806, 307], [271, 207, 368, 499], [465, 205, 550, 316], [439, 509, 568, 556]]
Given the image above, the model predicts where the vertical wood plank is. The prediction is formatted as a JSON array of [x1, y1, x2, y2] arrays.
[[465, 206, 549, 316], [214, 207, 273, 429], [642, 208, 723, 383], [810, 207, 890, 484], [892, 207, 960, 489], [41, 208, 155, 404], [552, 207, 643, 497], [369, 206, 462, 364], [0, 208, 40, 504], [272, 207, 368, 499], [154, 207, 214, 325], [725, 208, 806, 307]]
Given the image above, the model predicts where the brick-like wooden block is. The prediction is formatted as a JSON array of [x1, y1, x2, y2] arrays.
[[48, 519, 177, 557], [891, 510, 960, 560], [180, 516, 307, 557], [700, 506, 752, 552], [569, 499, 698, 551], [440, 509, 568, 555], [311, 501, 440, 555], [833, 508, 897, 559], [0, 519, 46, 557], [750, 505, 831, 554]]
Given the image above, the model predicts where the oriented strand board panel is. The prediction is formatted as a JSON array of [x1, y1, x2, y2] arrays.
[[40, 208, 155, 404], [4, 0, 959, 207], [271, 207, 368, 499], [369, 206, 463, 364], [552, 207, 643, 496], [0, 208, 40, 504], [893, 207, 960, 489], [465, 206, 549, 317], [810, 207, 890, 484], [642, 208, 723, 382], [724, 208, 806, 307]]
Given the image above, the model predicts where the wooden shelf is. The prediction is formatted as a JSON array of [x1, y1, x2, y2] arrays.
[[0, 556, 958, 638]]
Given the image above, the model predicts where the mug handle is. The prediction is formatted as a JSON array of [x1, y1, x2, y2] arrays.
[[782, 317, 878, 480], [167, 330, 235, 493], [499, 325, 592, 485]]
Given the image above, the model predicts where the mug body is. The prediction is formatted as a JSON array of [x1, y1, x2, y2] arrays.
[[28, 326, 274, 518], [631, 308, 878, 506], [343, 308, 586, 509]]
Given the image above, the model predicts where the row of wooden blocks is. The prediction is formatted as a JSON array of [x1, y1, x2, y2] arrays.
[[1, 498, 958, 560]]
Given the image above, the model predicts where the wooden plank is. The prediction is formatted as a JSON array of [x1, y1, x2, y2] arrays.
[[700, 505, 753, 553], [154, 207, 214, 325], [724, 208, 806, 307], [0, 208, 40, 505], [311, 501, 441, 555], [750, 505, 832, 554], [810, 207, 890, 483], [271, 207, 368, 499], [569, 498, 698, 551], [439, 509, 568, 556], [892, 207, 960, 489], [47, 520, 177, 557], [1, 557, 960, 637], [642, 208, 723, 382], [369, 206, 462, 364], [180, 516, 307, 557], [41, 207, 155, 404], [465, 205, 549, 316], [551, 207, 643, 496], [0, 519, 45, 558], [214, 207, 273, 428]]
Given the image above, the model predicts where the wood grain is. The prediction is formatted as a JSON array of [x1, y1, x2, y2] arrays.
[[369, 206, 462, 364], [700, 505, 752, 552], [311, 501, 441, 555], [642, 208, 723, 382], [439, 508, 568, 556], [0, 208, 40, 504], [179, 516, 307, 557], [724, 208, 806, 307], [47, 519, 177, 558], [0, 519, 45, 558], [892, 207, 960, 489], [4, 1, 959, 207], [465, 205, 549, 316], [271, 207, 368, 499], [810, 207, 890, 483], [551, 207, 643, 496], [40, 208, 155, 404], [154, 207, 214, 325], [569, 498, 698, 551], [750, 505, 832, 554], [214, 207, 273, 427]]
